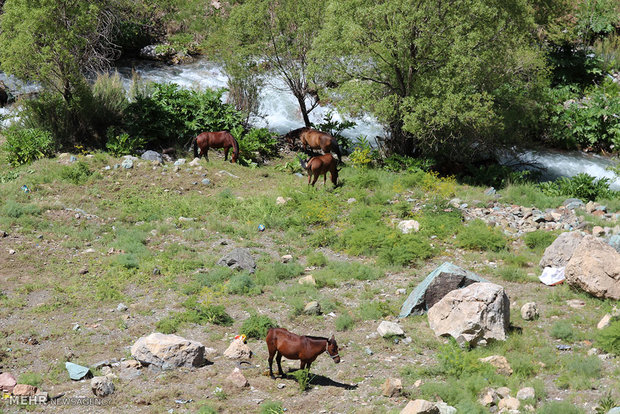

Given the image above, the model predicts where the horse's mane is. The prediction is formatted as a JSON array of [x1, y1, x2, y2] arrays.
[[285, 127, 311, 139], [304, 335, 329, 342], [230, 134, 239, 156]]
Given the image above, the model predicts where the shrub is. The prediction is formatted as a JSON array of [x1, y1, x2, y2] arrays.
[[556, 354, 602, 390], [538, 173, 616, 201], [238, 128, 278, 161], [197, 405, 218, 414], [308, 228, 338, 247], [105, 130, 146, 157], [306, 251, 327, 267], [358, 301, 393, 320], [537, 401, 584, 414], [335, 313, 354, 331], [156, 300, 234, 333], [18, 372, 42, 387], [2, 200, 41, 218], [241, 313, 277, 339], [550, 320, 575, 341], [255, 262, 305, 286], [260, 401, 285, 414], [227, 273, 261, 295], [597, 319, 620, 355], [436, 343, 494, 379], [524, 230, 557, 251], [60, 161, 93, 185], [456, 219, 508, 252], [290, 368, 314, 392], [3, 127, 54, 166]]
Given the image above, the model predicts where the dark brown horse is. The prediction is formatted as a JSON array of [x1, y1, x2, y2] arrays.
[[284, 127, 342, 162], [300, 153, 340, 187], [266, 328, 340, 377], [193, 131, 239, 163]]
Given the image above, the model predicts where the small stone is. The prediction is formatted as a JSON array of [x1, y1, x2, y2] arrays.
[[435, 402, 456, 414], [73, 323, 81, 331], [0, 372, 17, 393], [414, 379, 422, 388], [226, 367, 249, 388], [398, 220, 420, 234], [281, 254, 293, 263], [303, 301, 321, 315], [377, 321, 404, 337], [498, 397, 520, 411], [117, 303, 128, 312], [479, 355, 512, 376], [520, 302, 539, 321], [153, 267, 161, 275], [298, 275, 316, 286], [224, 338, 252, 359], [400, 399, 439, 414], [347, 198, 357, 204], [365, 347, 373, 355], [12, 384, 37, 396], [189, 157, 201, 166], [174, 158, 186, 166], [484, 187, 496, 196], [566, 299, 586, 309], [597, 314, 613, 330], [91, 376, 115, 397], [516, 387, 535, 400], [396, 288, 407, 295], [496, 387, 511, 398], [276, 196, 290, 205], [121, 158, 133, 169], [201, 178, 212, 186], [479, 388, 499, 406], [8, 249, 15, 255], [592, 226, 605, 236], [78, 267, 89, 275], [277, 383, 286, 389], [382, 378, 402, 397]]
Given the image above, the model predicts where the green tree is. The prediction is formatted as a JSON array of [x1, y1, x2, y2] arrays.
[[214, 0, 327, 127], [0, 0, 119, 101], [311, 0, 548, 164]]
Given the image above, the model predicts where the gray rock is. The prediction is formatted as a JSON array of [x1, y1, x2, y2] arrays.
[[303, 301, 321, 315], [399, 262, 488, 317], [226, 367, 249, 387], [563, 198, 584, 209], [131, 333, 205, 370], [401, 399, 439, 414], [539, 231, 584, 268], [217, 248, 256, 273], [516, 387, 535, 400], [141, 150, 163, 163], [121, 158, 133, 169], [377, 321, 404, 337], [91, 376, 115, 397], [201, 178, 212, 186], [398, 220, 420, 234], [117, 303, 128, 312], [607, 407, 620, 414], [484, 187, 496, 196], [608, 235, 620, 253], [520, 302, 539, 320], [565, 235, 620, 299], [428, 282, 510, 347], [66, 362, 90, 380], [174, 158, 186, 166], [435, 402, 457, 414]]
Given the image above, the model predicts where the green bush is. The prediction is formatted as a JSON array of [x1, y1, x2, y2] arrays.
[[3, 127, 54, 166], [524, 230, 557, 251], [358, 301, 393, 320], [227, 273, 261, 295], [550, 320, 575, 341], [155, 297, 234, 333], [306, 251, 327, 267], [18, 372, 42, 387], [2, 200, 41, 218], [308, 228, 338, 247], [597, 319, 620, 355], [238, 128, 278, 162], [556, 354, 602, 390], [538, 173, 616, 202], [436, 343, 494, 379], [105, 130, 146, 156], [260, 401, 285, 414], [456, 219, 508, 252], [537, 401, 584, 414], [241, 313, 277, 339], [126, 83, 244, 148], [335, 313, 354, 331], [290, 368, 314, 392], [60, 161, 94, 185]]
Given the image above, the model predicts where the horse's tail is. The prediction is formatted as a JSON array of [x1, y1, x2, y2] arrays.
[[231, 135, 239, 159], [334, 142, 343, 164], [299, 157, 308, 170], [193, 136, 198, 158]]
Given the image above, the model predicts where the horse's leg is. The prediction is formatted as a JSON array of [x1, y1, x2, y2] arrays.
[[323, 173, 327, 186], [204, 147, 210, 162], [224, 146, 229, 161], [307, 172, 312, 186], [276, 351, 284, 377], [268, 348, 276, 378], [300, 360, 306, 370], [311, 173, 319, 187]]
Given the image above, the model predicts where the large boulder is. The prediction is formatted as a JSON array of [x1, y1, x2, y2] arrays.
[[399, 262, 488, 317], [427, 282, 510, 347], [217, 248, 256, 273], [565, 235, 620, 300], [131, 333, 205, 370], [539, 231, 584, 268], [141, 150, 163, 163], [0, 373, 17, 393], [224, 338, 252, 359], [91, 376, 115, 397], [401, 400, 439, 414]]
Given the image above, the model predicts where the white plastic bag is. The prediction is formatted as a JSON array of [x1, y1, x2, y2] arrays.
[[539, 266, 566, 286]]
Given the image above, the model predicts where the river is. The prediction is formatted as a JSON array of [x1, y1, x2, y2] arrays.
[[2, 57, 619, 189]]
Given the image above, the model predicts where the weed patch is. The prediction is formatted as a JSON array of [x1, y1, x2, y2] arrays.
[[241, 313, 277, 339], [456, 219, 508, 252], [597, 319, 620, 355]]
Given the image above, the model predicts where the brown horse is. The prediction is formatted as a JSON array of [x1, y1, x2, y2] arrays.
[[300, 153, 340, 187], [193, 131, 239, 163], [284, 127, 342, 162], [266, 328, 340, 378]]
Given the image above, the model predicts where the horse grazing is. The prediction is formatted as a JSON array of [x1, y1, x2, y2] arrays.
[[266, 328, 340, 378], [285, 127, 342, 162], [193, 131, 239, 163], [300, 153, 340, 187]]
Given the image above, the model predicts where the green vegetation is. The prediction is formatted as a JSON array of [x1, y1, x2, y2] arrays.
[[260, 401, 285, 414], [597, 319, 620, 355], [290, 368, 315, 392], [551, 320, 576, 341], [240, 313, 277, 339], [524, 231, 558, 251], [156, 297, 233, 334], [2, 128, 54, 166], [539, 173, 618, 201], [456, 220, 508, 252]]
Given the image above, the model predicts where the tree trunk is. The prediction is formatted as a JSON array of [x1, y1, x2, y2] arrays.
[[388, 119, 415, 156], [295, 94, 311, 127]]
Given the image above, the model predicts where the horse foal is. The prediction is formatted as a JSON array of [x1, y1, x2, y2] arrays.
[[300, 153, 339, 187]]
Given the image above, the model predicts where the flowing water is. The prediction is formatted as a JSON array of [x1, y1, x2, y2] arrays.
[[1, 57, 618, 188]]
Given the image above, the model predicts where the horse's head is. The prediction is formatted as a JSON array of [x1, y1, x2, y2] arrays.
[[284, 131, 295, 148], [327, 335, 340, 363]]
